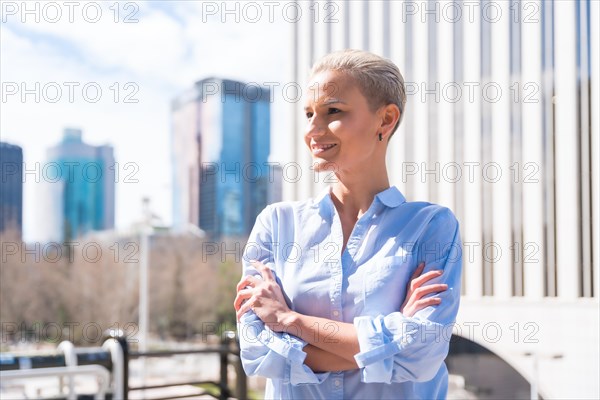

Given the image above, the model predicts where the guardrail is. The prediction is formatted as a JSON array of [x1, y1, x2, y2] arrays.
[[0, 331, 247, 400], [0, 365, 111, 400]]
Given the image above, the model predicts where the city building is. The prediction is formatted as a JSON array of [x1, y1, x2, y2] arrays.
[[0, 141, 23, 239], [41, 128, 115, 242], [290, 1, 599, 398], [171, 78, 276, 238]]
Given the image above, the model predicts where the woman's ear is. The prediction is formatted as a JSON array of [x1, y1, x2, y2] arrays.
[[378, 103, 401, 140]]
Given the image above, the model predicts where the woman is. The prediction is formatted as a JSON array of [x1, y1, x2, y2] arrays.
[[234, 49, 462, 399]]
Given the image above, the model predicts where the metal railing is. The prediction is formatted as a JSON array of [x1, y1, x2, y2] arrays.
[[0, 331, 247, 400], [128, 332, 247, 400], [0, 365, 111, 400]]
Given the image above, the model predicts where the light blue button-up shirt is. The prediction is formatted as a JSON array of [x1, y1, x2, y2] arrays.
[[237, 185, 462, 399]]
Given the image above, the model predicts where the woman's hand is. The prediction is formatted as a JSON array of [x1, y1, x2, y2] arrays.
[[233, 261, 292, 330], [400, 262, 448, 317]]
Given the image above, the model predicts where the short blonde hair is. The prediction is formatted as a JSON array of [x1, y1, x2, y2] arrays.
[[309, 49, 407, 137]]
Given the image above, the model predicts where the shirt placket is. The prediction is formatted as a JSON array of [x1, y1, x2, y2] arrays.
[[342, 202, 380, 273], [328, 205, 344, 321], [328, 206, 345, 400], [327, 199, 380, 399], [329, 200, 382, 320]]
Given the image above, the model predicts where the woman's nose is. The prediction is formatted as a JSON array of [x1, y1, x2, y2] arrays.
[[305, 118, 326, 138]]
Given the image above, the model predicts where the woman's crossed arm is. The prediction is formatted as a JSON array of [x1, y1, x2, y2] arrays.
[[234, 261, 448, 372]]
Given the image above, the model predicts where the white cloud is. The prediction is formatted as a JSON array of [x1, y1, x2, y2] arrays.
[[0, 1, 292, 242], [3, 3, 187, 82]]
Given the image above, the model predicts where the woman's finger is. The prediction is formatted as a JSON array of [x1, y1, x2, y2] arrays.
[[411, 269, 443, 289], [236, 275, 260, 293], [233, 289, 253, 311], [253, 260, 275, 282], [413, 297, 442, 309], [410, 262, 425, 281], [236, 297, 256, 321], [412, 284, 448, 300], [404, 297, 442, 317]]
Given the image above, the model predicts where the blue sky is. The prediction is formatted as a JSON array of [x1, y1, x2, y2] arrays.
[[1, 1, 292, 241]]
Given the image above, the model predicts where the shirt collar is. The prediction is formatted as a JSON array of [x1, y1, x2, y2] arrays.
[[312, 185, 333, 207], [312, 185, 406, 209], [375, 186, 406, 208]]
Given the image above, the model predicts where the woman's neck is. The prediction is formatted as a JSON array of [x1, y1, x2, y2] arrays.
[[330, 171, 390, 220]]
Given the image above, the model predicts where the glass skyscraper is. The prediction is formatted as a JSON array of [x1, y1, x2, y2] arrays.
[[42, 128, 115, 242], [0, 142, 23, 239], [171, 78, 275, 238]]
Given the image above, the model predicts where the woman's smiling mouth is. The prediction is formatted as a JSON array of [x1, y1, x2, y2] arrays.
[[311, 143, 337, 155]]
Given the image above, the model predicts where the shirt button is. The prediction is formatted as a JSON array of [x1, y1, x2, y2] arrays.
[[334, 379, 341, 387], [332, 310, 340, 317]]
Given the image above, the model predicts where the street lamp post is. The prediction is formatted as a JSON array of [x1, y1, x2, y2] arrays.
[[139, 219, 149, 353], [138, 197, 152, 393]]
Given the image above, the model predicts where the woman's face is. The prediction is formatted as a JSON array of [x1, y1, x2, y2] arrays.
[[303, 70, 384, 174]]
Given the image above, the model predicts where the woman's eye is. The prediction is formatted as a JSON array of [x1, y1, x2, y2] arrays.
[[328, 108, 341, 114], [305, 112, 313, 119]]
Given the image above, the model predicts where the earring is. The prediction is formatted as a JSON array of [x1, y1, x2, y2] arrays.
[[378, 133, 383, 141]]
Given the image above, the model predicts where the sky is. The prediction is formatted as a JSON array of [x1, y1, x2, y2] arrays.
[[1, 0, 295, 241]]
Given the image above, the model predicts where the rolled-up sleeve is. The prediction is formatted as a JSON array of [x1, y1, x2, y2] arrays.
[[353, 208, 462, 384], [237, 205, 329, 385]]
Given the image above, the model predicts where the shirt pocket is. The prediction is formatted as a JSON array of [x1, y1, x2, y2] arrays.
[[363, 255, 411, 312]]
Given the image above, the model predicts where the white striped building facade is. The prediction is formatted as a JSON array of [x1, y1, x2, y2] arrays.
[[285, 1, 599, 398]]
